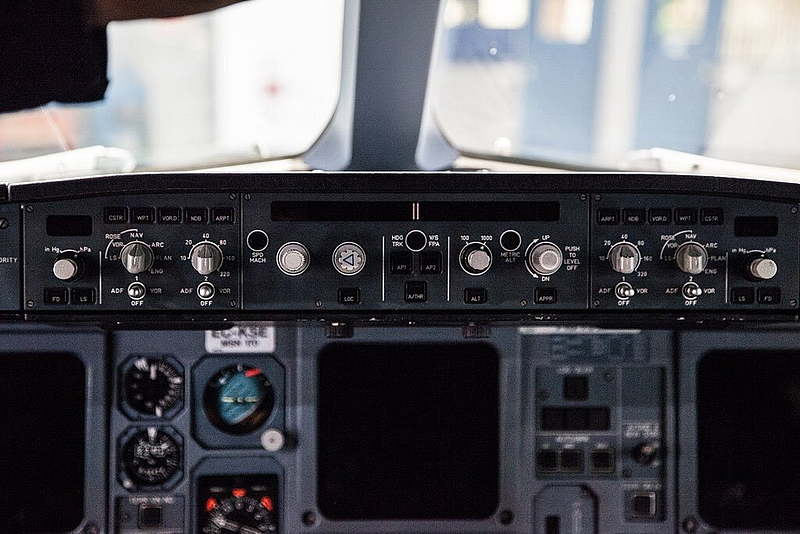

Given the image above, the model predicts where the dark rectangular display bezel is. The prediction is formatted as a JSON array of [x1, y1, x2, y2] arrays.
[[271, 201, 559, 221]]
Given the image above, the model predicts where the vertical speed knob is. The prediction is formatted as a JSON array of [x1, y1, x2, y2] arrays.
[[277, 242, 310, 276], [119, 241, 154, 275], [190, 242, 223, 275], [53, 252, 84, 281], [607, 242, 640, 274], [675, 242, 708, 275], [527, 242, 563, 276]]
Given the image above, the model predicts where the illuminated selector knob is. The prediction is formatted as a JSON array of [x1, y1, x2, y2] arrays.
[[675, 242, 708, 275], [527, 243, 563, 276], [52, 252, 84, 281], [746, 256, 778, 281], [607, 242, 640, 274], [460, 242, 492, 275], [190, 242, 223, 275], [277, 242, 310, 276], [119, 241, 154, 275]]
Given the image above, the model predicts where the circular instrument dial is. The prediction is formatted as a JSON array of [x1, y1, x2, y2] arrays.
[[203, 365, 275, 435], [607, 242, 641, 274], [122, 357, 183, 417], [120, 427, 182, 488], [202, 495, 277, 534]]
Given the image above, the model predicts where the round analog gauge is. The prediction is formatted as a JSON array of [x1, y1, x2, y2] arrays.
[[203, 364, 275, 435], [122, 356, 183, 417], [120, 426, 182, 489], [202, 494, 277, 534]]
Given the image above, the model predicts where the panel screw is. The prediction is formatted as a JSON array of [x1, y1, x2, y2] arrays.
[[791, 299, 797, 307], [594, 194, 601, 201], [229, 300, 237, 307], [302, 511, 317, 526], [229, 193, 236, 200], [0, 218, 7, 229], [25, 205, 33, 212], [792, 206, 798, 214], [245, 194, 252, 201], [520, 299, 527, 307], [26, 300, 34, 308], [593, 299, 601, 307], [579, 194, 587, 201], [498, 509, 514, 525], [682, 516, 698, 532], [315, 300, 322, 307]]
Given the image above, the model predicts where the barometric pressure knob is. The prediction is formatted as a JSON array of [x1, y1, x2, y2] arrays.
[[190, 242, 223, 275], [120, 241, 154, 275], [675, 242, 708, 275], [459, 242, 492, 275], [607, 242, 640, 274], [746, 256, 778, 281], [527, 242, 563, 276], [277, 242, 310, 276], [53, 252, 84, 281]]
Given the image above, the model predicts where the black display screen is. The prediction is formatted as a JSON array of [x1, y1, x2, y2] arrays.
[[0, 353, 85, 532], [733, 216, 778, 237], [271, 201, 559, 221], [698, 351, 800, 529], [317, 343, 499, 520], [46, 215, 93, 236]]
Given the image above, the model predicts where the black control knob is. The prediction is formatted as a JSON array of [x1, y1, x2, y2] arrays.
[[607, 242, 640, 274], [190, 242, 223, 275], [675, 242, 708, 275], [459, 242, 492, 275], [120, 241, 154, 275], [52, 251, 84, 281], [632, 441, 659, 466]]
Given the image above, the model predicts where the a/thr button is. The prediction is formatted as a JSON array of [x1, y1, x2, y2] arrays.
[[404, 281, 427, 302]]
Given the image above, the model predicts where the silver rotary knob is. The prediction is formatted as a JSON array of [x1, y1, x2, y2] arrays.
[[527, 242, 563, 276], [459, 242, 492, 275], [675, 242, 708, 275], [119, 241, 154, 275], [189, 242, 223, 275], [277, 242, 310, 276], [53, 252, 84, 281], [607, 242, 641, 274], [747, 256, 778, 281]]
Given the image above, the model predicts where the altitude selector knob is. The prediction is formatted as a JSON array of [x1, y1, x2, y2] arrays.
[[675, 242, 708, 275], [119, 241, 154, 275], [607, 242, 640, 274], [189, 242, 223, 275], [459, 242, 492, 275]]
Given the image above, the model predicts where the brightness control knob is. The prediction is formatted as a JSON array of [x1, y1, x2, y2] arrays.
[[607, 242, 640, 275], [189, 242, 223, 275], [460, 242, 492, 275], [675, 242, 708, 275], [52, 252, 84, 282], [527, 242, 563, 276], [746, 256, 778, 281], [119, 241, 154, 275]]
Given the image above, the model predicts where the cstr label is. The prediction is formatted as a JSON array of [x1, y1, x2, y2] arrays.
[[205, 326, 275, 353]]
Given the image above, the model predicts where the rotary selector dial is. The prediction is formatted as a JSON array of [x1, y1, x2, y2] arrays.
[[120, 241, 154, 275], [675, 242, 708, 275], [459, 242, 492, 275], [746, 255, 778, 281], [527, 242, 563, 276], [277, 242, 310, 276], [190, 242, 223, 275], [607, 242, 641, 274], [52, 251, 84, 281]]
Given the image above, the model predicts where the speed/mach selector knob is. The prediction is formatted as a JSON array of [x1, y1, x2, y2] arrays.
[[277, 242, 310, 276], [675, 242, 708, 275], [527, 242, 563, 276], [460, 242, 492, 275], [607, 242, 640, 274], [190, 242, 223, 275], [120, 241, 154, 275]]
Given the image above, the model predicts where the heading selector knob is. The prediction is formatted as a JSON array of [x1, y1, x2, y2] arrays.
[[607, 242, 640, 274], [675, 242, 708, 275], [53, 252, 84, 281], [746, 256, 778, 281], [119, 241, 154, 275], [190, 242, 223, 275], [277, 242, 310, 276], [527, 242, 563, 276], [459, 242, 492, 275]]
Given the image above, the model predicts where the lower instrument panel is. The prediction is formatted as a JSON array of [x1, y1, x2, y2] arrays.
[[0, 172, 798, 320]]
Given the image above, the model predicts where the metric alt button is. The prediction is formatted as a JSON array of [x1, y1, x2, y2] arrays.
[[499, 230, 522, 251], [158, 207, 181, 224], [203, 364, 275, 435], [390, 251, 413, 274], [405, 229, 428, 252], [104, 206, 128, 224], [332, 242, 366, 275], [419, 251, 442, 274], [246, 230, 269, 252]]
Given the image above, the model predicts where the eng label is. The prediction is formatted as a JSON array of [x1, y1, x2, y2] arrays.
[[205, 326, 276, 353]]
